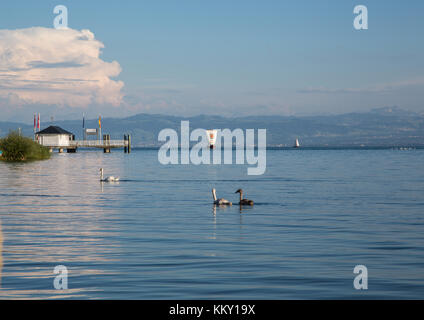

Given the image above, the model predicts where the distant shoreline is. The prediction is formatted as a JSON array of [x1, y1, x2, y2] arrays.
[[2, 107, 424, 147], [69, 145, 424, 151]]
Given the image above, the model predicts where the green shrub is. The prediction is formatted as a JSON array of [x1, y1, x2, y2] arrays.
[[0, 131, 51, 161]]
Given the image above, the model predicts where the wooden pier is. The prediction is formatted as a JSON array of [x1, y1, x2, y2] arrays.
[[46, 136, 131, 153], [36, 125, 131, 153]]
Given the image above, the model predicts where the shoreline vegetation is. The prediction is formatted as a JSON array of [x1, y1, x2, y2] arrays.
[[0, 131, 51, 162]]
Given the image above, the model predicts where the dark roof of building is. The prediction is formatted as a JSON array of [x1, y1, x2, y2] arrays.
[[36, 126, 73, 135]]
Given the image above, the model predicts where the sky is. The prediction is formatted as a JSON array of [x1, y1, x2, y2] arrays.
[[0, 0, 423, 122]]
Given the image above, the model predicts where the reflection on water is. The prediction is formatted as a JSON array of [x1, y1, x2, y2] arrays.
[[0, 153, 125, 298], [0, 220, 3, 286], [1, 149, 424, 299]]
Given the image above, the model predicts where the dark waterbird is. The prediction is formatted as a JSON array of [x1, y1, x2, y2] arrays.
[[235, 189, 254, 206]]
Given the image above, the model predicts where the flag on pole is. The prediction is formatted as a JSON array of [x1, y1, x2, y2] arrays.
[[83, 113, 85, 128], [37, 113, 40, 130], [98, 116, 101, 129], [34, 114, 36, 133]]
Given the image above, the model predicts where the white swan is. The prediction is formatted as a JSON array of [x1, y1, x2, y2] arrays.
[[212, 188, 232, 206], [100, 168, 120, 182]]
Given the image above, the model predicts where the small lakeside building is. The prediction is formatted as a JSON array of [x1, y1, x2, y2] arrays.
[[35, 126, 75, 151]]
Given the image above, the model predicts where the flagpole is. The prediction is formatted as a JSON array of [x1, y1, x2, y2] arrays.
[[99, 115, 102, 142]]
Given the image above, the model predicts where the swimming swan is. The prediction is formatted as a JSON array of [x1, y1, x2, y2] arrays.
[[212, 188, 232, 205], [235, 189, 254, 206], [100, 168, 120, 182]]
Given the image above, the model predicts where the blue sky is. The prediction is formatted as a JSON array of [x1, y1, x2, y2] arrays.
[[0, 0, 423, 121]]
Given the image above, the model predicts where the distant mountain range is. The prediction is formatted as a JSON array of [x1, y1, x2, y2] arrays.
[[1, 107, 424, 147]]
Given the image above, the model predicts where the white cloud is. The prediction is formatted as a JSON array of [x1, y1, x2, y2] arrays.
[[0, 27, 123, 108]]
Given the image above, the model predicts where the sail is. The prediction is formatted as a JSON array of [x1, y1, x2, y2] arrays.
[[294, 138, 300, 148], [206, 129, 217, 148]]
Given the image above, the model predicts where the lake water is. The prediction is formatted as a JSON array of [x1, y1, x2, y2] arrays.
[[0, 148, 423, 299]]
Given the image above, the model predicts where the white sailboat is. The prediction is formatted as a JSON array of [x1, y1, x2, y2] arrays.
[[294, 138, 300, 148], [206, 129, 217, 149]]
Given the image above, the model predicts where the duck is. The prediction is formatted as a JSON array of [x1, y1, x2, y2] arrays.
[[100, 168, 120, 182], [235, 189, 254, 205], [212, 188, 232, 206]]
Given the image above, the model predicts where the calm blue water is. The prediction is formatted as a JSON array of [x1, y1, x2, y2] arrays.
[[0, 148, 423, 299]]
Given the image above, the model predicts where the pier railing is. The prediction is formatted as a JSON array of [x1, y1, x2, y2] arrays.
[[39, 136, 131, 153], [69, 140, 129, 148]]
